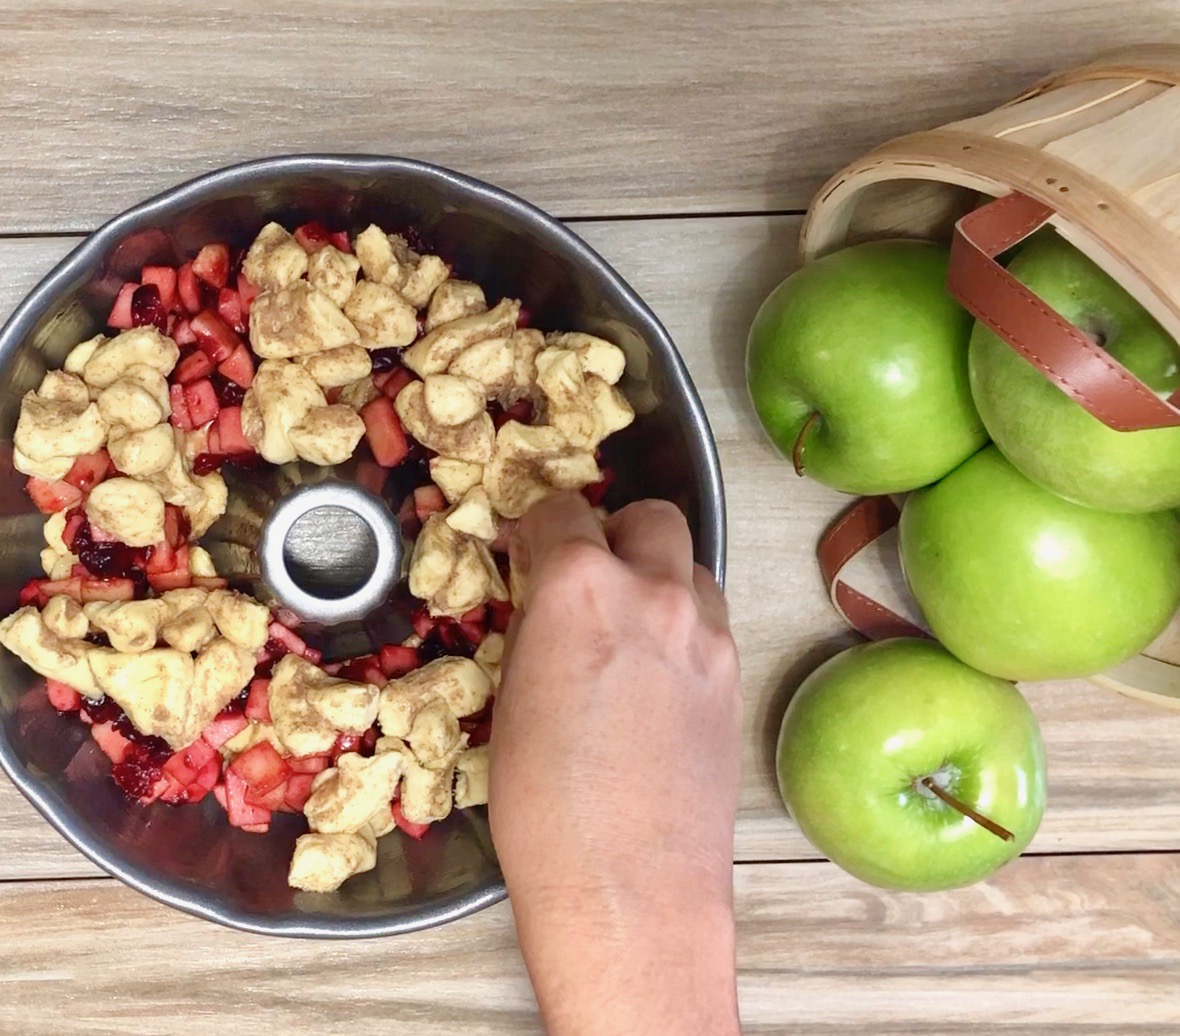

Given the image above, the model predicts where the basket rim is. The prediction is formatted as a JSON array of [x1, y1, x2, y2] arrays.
[[799, 128, 1180, 346], [1005, 43, 1180, 107]]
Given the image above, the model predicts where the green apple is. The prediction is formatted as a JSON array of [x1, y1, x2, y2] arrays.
[[777, 638, 1046, 891], [969, 230, 1180, 513], [900, 445, 1180, 681], [746, 239, 986, 495]]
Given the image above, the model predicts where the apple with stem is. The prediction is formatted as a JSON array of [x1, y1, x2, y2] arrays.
[[969, 229, 1180, 513], [746, 239, 986, 495], [776, 637, 1046, 891], [900, 445, 1180, 681]]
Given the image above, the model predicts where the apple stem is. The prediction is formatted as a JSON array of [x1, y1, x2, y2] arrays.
[[919, 777, 1015, 843], [791, 412, 820, 477]]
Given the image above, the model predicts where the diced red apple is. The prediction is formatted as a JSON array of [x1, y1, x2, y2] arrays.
[[46, 679, 82, 712], [178, 262, 203, 314], [190, 308, 240, 363], [88, 522, 118, 543], [236, 272, 260, 316], [223, 768, 273, 829], [229, 741, 291, 798], [243, 780, 288, 811], [355, 458, 387, 496], [172, 317, 196, 346], [106, 282, 138, 329], [329, 230, 351, 253], [26, 476, 83, 514], [414, 484, 447, 522], [140, 265, 179, 312], [287, 754, 331, 775], [145, 540, 176, 574], [174, 350, 215, 384], [293, 221, 332, 253], [184, 379, 220, 428], [91, 721, 132, 765], [146, 544, 191, 591], [488, 598, 515, 633], [267, 621, 316, 661], [283, 773, 316, 812], [245, 678, 272, 723], [217, 343, 255, 388], [379, 643, 421, 678], [217, 287, 246, 333], [158, 772, 192, 805], [397, 494, 420, 539], [63, 450, 112, 493], [215, 406, 253, 454], [195, 756, 221, 791], [62, 510, 85, 549], [360, 396, 410, 467], [337, 653, 379, 682], [163, 738, 219, 787], [377, 367, 415, 401], [582, 467, 616, 507], [392, 799, 431, 840], [80, 577, 136, 603], [192, 243, 230, 288], [169, 383, 195, 431], [202, 711, 249, 749], [163, 505, 185, 548], [411, 606, 436, 640], [39, 577, 84, 602], [192, 575, 228, 589]]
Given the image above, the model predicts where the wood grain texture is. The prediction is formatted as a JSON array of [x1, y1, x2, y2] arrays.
[[2, 855, 1180, 1034], [5, 221, 1180, 881], [0, 2, 1178, 230]]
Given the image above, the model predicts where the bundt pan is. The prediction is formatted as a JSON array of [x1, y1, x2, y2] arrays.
[[0, 155, 725, 937]]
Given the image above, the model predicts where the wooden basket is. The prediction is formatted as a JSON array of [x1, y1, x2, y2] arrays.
[[801, 45, 1180, 708]]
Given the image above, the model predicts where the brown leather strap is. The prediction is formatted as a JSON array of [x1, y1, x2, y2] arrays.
[[818, 496, 927, 641], [948, 191, 1180, 432]]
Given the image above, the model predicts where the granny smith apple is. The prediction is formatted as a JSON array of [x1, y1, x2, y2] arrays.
[[746, 239, 987, 495], [777, 638, 1046, 891], [969, 230, 1180, 513], [900, 445, 1180, 681]]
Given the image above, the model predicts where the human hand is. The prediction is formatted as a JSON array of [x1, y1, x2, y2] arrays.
[[490, 492, 742, 1036]]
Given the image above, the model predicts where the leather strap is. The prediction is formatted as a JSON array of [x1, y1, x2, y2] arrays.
[[818, 496, 927, 641], [948, 191, 1180, 432]]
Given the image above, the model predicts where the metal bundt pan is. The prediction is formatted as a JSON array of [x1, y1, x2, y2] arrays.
[[0, 155, 725, 937]]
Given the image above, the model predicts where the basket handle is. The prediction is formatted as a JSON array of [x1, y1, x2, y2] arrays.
[[947, 191, 1180, 432], [818, 496, 927, 640]]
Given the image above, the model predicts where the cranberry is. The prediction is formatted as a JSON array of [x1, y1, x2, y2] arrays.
[[72, 519, 149, 581], [209, 371, 246, 409], [79, 694, 122, 726], [370, 348, 402, 373], [223, 452, 264, 472], [114, 716, 172, 764], [111, 757, 163, 799], [130, 284, 169, 332], [84, 631, 111, 648], [461, 698, 495, 747], [192, 453, 223, 476], [489, 399, 534, 429]]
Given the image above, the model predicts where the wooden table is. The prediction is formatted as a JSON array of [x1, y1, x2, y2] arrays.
[[3, 4, 1180, 1032]]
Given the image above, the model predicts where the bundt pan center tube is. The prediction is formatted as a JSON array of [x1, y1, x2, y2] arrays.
[[0, 155, 725, 937]]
